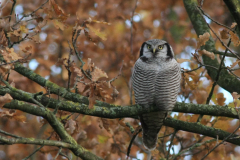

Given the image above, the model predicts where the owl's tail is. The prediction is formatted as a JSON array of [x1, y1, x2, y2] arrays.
[[140, 111, 167, 150]]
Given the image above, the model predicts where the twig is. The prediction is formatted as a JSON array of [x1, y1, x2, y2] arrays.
[[112, 136, 137, 159], [197, 6, 240, 60], [53, 147, 62, 160], [166, 129, 178, 159], [67, 41, 73, 91], [197, 38, 232, 122], [12, 0, 49, 28], [0, 54, 31, 66], [0, 129, 21, 138], [21, 132, 54, 160], [109, 60, 124, 83], [201, 125, 240, 159], [171, 139, 216, 160], [59, 152, 71, 160], [198, 7, 233, 31], [8, 0, 16, 22], [130, 0, 138, 55], [127, 127, 142, 158]]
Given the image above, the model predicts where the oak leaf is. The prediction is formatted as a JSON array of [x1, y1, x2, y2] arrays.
[[20, 25, 28, 33], [216, 93, 226, 106], [52, 19, 66, 30], [220, 29, 229, 39], [229, 31, 240, 46], [177, 58, 192, 63], [231, 22, 237, 29], [91, 67, 108, 81], [198, 49, 215, 60], [197, 32, 210, 48], [86, 24, 107, 41], [0, 94, 13, 107]]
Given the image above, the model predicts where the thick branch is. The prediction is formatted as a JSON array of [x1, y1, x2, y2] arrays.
[[3, 100, 240, 147], [0, 86, 239, 119], [223, 0, 240, 36], [183, 0, 240, 93], [2, 100, 102, 160], [0, 135, 74, 148]]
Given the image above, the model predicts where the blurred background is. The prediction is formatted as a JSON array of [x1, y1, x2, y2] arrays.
[[0, 0, 240, 159]]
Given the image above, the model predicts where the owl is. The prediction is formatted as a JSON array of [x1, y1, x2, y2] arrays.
[[131, 39, 181, 150]]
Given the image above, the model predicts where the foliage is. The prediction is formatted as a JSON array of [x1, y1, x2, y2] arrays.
[[0, 0, 240, 160]]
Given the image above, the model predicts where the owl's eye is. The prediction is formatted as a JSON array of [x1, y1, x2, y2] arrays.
[[147, 45, 151, 49], [158, 45, 163, 50]]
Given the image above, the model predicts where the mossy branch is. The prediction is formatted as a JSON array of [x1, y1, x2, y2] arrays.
[[183, 0, 240, 94]]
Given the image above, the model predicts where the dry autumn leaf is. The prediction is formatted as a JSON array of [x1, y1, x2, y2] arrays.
[[229, 60, 240, 69], [198, 49, 215, 60], [216, 93, 226, 106], [91, 67, 108, 81], [197, 32, 210, 48], [86, 24, 107, 41], [231, 22, 237, 29], [0, 94, 13, 107], [229, 31, 240, 46], [177, 58, 192, 63], [52, 19, 66, 30], [220, 29, 229, 39], [20, 25, 29, 33]]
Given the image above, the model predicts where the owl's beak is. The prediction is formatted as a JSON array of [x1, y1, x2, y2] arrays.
[[153, 48, 156, 54]]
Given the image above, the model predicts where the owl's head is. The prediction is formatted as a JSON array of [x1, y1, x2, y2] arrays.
[[139, 39, 174, 60]]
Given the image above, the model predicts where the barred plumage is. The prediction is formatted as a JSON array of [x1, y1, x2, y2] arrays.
[[132, 39, 181, 150]]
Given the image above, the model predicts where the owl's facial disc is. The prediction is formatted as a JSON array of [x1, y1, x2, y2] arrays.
[[147, 44, 164, 54]]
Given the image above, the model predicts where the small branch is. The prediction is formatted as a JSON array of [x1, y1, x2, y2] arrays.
[[12, 0, 49, 28], [166, 129, 178, 159], [171, 139, 216, 160], [130, 0, 138, 55], [197, 7, 233, 31], [127, 127, 142, 158], [0, 135, 74, 148], [197, 6, 240, 60], [201, 125, 240, 159], [8, 0, 16, 22], [0, 129, 21, 138]]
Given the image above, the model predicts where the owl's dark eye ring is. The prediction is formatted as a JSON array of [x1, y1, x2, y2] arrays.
[[147, 45, 151, 49], [158, 45, 163, 50]]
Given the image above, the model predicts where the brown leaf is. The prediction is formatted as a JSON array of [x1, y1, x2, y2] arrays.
[[101, 118, 110, 132], [198, 49, 215, 60], [231, 22, 237, 29], [229, 31, 240, 46], [56, 58, 67, 66], [86, 24, 107, 41], [112, 88, 119, 100], [220, 29, 229, 39], [91, 67, 108, 81], [33, 26, 41, 33], [232, 92, 240, 100], [13, 115, 27, 123], [177, 58, 192, 63], [216, 93, 226, 106], [0, 94, 13, 107], [88, 94, 96, 109], [87, 58, 95, 71], [197, 32, 210, 48], [20, 25, 28, 33], [229, 60, 240, 69], [6, 47, 22, 60], [0, 30, 8, 47], [49, 0, 66, 16], [66, 119, 77, 134], [52, 19, 66, 30]]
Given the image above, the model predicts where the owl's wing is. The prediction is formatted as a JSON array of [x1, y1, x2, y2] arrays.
[[131, 60, 156, 105]]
